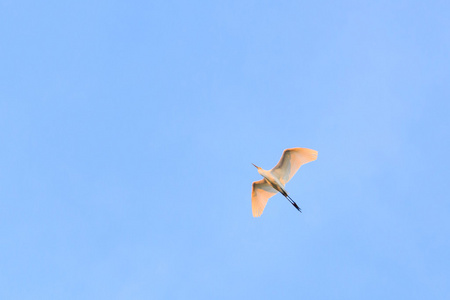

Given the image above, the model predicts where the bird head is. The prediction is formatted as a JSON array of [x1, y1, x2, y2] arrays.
[[252, 163, 264, 176]]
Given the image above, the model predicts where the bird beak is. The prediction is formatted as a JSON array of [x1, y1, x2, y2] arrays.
[[252, 163, 258, 168]]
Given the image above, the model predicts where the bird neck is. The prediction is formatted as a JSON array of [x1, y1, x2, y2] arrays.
[[258, 168, 267, 176]]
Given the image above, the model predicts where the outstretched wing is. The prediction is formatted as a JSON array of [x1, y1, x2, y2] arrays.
[[271, 148, 318, 185], [252, 179, 277, 217]]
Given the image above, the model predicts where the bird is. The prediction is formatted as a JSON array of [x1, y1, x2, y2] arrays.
[[251, 147, 318, 217]]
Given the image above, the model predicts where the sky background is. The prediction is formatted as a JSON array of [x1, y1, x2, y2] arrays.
[[1, 0, 450, 299]]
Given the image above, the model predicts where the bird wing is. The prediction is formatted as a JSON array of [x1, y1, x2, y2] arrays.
[[271, 148, 318, 185], [252, 179, 277, 217]]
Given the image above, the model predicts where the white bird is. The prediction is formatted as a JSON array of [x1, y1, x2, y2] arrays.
[[251, 147, 318, 217]]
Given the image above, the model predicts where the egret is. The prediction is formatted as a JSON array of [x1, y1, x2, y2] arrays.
[[251, 147, 318, 217]]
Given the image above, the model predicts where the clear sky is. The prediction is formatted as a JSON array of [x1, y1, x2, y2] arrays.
[[1, 1, 450, 299]]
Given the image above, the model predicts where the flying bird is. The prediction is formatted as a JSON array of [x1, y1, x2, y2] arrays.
[[251, 147, 318, 217]]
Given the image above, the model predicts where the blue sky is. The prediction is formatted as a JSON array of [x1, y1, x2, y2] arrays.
[[1, 1, 450, 299]]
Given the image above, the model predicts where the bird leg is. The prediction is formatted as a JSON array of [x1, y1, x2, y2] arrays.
[[282, 193, 302, 213]]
